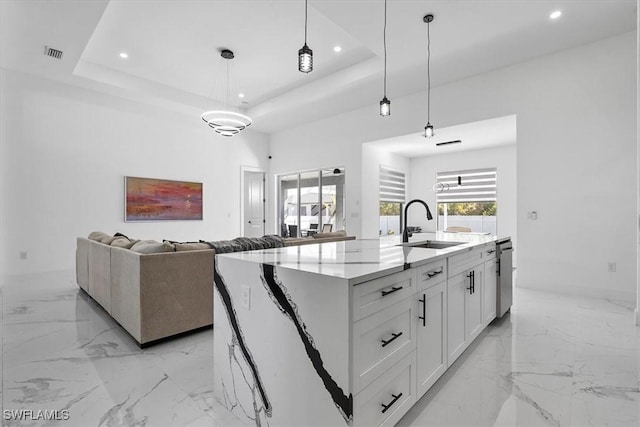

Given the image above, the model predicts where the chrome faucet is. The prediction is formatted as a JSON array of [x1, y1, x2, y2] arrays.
[[403, 199, 434, 243]]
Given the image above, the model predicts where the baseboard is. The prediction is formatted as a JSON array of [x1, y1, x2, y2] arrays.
[[517, 281, 636, 308]]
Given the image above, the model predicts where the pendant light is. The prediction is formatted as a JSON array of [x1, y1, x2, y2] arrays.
[[379, 0, 390, 116], [423, 14, 435, 138], [298, 0, 313, 73], [201, 49, 252, 137]]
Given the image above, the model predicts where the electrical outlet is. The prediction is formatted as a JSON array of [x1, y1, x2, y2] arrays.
[[240, 286, 251, 310], [19, 250, 28, 260], [607, 262, 616, 272]]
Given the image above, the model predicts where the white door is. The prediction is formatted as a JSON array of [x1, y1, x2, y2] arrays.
[[243, 171, 265, 237]]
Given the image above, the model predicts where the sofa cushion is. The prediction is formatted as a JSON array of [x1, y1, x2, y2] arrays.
[[174, 242, 211, 252], [312, 230, 347, 239], [111, 237, 137, 249], [88, 231, 108, 241], [130, 240, 175, 254]]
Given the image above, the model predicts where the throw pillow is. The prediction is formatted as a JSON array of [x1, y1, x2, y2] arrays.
[[99, 235, 118, 245], [111, 238, 136, 249], [130, 240, 176, 254], [88, 231, 108, 241]]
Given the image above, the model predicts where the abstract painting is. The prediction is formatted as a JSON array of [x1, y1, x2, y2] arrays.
[[125, 177, 203, 221]]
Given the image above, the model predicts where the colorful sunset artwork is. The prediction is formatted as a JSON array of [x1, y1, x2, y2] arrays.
[[125, 177, 203, 221]]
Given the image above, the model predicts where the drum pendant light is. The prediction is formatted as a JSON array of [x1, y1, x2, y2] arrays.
[[298, 0, 313, 73], [423, 14, 435, 138], [379, 0, 390, 116]]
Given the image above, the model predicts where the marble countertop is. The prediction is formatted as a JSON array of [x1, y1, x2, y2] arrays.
[[216, 232, 504, 285]]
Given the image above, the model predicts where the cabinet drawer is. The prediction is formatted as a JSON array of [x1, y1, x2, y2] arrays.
[[483, 243, 497, 262], [352, 269, 414, 321], [354, 351, 416, 427], [416, 259, 446, 291], [353, 297, 416, 391], [448, 246, 483, 277]]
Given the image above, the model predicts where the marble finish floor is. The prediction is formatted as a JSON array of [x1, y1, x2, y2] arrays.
[[1, 270, 639, 426]]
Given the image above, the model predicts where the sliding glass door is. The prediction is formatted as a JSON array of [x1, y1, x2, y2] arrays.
[[277, 167, 345, 237]]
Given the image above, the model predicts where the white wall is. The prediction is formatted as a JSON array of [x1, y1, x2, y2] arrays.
[[0, 69, 269, 276], [408, 145, 517, 266], [269, 31, 637, 301], [361, 145, 411, 238], [636, 0, 640, 323]]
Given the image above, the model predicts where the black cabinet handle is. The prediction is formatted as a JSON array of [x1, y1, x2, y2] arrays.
[[381, 286, 403, 297], [381, 332, 403, 347], [487, 249, 495, 254], [426, 269, 443, 278], [467, 272, 473, 294], [471, 270, 475, 294], [418, 294, 426, 327], [381, 393, 403, 414]]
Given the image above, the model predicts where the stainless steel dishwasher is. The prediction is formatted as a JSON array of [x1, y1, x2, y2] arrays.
[[496, 238, 513, 317]]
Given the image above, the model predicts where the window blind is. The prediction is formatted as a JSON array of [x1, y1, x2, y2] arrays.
[[436, 168, 497, 203], [379, 166, 405, 203]]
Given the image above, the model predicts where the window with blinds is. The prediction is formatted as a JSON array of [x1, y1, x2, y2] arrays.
[[379, 166, 405, 202], [379, 166, 405, 236], [435, 168, 497, 203], [436, 168, 497, 235]]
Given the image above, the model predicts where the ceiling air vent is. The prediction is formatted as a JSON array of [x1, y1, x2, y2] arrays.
[[44, 46, 63, 60], [436, 139, 462, 147]]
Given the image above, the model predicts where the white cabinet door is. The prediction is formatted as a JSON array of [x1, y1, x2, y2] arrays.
[[483, 260, 497, 326], [416, 282, 447, 397], [466, 266, 483, 342], [448, 265, 484, 365], [447, 273, 466, 362]]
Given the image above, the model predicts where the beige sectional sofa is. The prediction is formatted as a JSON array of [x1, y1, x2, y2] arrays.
[[76, 230, 355, 347], [76, 237, 214, 346]]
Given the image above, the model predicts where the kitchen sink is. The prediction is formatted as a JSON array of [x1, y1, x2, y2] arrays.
[[407, 240, 463, 249]]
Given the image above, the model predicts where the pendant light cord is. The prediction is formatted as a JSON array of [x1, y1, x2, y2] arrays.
[[383, 0, 387, 97], [225, 59, 230, 109], [427, 20, 431, 123], [304, 0, 308, 44]]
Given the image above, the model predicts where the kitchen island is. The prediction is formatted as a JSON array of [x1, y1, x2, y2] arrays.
[[213, 233, 503, 426]]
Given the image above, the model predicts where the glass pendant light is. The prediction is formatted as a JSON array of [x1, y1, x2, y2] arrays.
[[424, 14, 435, 138], [379, 0, 390, 116], [298, 0, 313, 73]]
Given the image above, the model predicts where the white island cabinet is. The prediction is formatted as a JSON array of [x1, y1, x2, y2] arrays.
[[213, 234, 505, 426]]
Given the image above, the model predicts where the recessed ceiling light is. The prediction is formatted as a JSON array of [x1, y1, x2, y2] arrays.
[[238, 93, 245, 98], [550, 10, 562, 19], [333, 45, 342, 53], [119, 52, 129, 59]]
